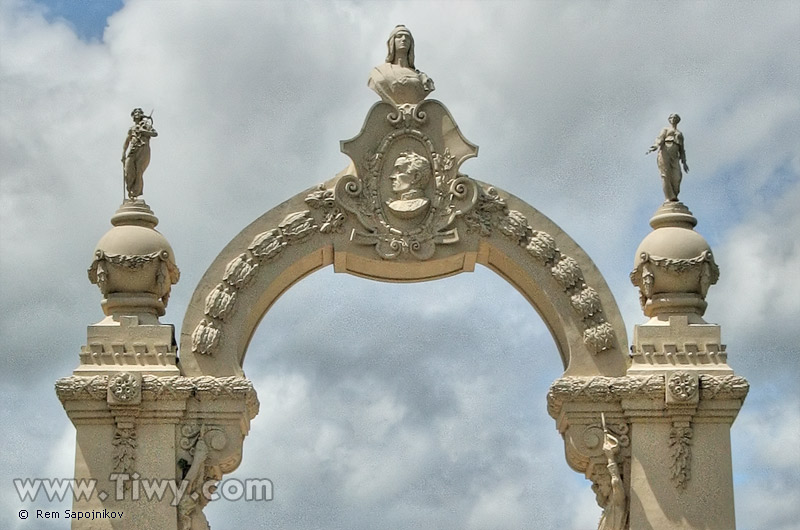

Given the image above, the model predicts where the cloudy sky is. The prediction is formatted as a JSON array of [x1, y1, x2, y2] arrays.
[[1, 0, 798, 528]]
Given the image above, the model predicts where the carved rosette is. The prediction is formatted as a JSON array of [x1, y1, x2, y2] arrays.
[[108, 372, 142, 404], [666, 371, 699, 403]]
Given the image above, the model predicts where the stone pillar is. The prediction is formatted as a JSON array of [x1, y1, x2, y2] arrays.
[[56, 200, 259, 529], [550, 202, 749, 530], [627, 202, 748, 530]]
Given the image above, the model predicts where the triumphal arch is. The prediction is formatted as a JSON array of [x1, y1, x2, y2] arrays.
[[56, 26, 748, 529]]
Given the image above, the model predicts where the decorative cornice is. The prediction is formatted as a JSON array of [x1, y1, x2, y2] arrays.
[[55, 375, 260, 419], [548, 375, 749, 417]]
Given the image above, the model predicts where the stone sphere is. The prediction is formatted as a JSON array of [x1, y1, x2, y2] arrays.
[[634, 226, 711, 296], [95, 224, 176, 267], [634, 225, 711, 265], [88, 200, 180, 321]]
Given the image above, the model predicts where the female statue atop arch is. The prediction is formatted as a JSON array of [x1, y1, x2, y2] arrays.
[[647, 113, 689, 202], [368, 25, 435, 107], [121, 107, 158, 200]]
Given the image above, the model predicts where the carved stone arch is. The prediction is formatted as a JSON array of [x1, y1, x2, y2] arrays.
[[178, 176, 629, 379]]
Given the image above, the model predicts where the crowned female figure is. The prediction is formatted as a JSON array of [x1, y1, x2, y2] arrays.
[[368, 25, 435, 107]]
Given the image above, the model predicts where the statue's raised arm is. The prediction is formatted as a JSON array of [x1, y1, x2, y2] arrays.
[[122, 107, 158, 200], [647, 113, 688, 202], [367, 25, 435, 107]]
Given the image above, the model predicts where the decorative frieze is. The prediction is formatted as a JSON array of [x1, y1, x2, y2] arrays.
[[56, 375, 260, 417], [548, 374, 749, 417]]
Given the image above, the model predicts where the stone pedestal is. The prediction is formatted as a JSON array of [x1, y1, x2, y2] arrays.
[[56, 375, 258, 529], [624, 201, 748, 530], [623, 375, 746, 530], [57, 199, 261, 529]]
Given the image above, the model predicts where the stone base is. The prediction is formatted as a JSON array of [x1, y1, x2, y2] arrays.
[[76, 315, 179, 376], [629, 315, 733, 376]]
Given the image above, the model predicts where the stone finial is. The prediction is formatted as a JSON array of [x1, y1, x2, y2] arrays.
[[122, 108, 157, 200], [88, 199, 179, 324], [367, 25, 435, 107], [647, 114, 688, 202], [630, 202, 718, 323]]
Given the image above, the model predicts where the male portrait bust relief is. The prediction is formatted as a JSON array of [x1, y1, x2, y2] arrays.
[[385, 150, 432, 219]]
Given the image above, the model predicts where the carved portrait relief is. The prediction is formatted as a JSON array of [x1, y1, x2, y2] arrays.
[[384, 150, 432, 220]]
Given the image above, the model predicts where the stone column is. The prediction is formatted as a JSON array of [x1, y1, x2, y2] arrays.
[[627, 202, 748, 530], [56, 200, 259, 529]]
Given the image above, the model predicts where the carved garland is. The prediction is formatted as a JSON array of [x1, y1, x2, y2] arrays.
[[630, 250, 719, 308], [190, 181, 627, 356], [191, 187, 345, 356], [88, 249, 180, 307], [466, 186, 616, 353]]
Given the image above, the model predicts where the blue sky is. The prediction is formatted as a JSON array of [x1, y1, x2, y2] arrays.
[[34, 0, 122, 40], [2, 1, 799, 529]]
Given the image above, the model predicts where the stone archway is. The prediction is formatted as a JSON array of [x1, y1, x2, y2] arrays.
[[56, 30, 748, 530], [179, 103, 629, 382], [169, 96, 634, 528]]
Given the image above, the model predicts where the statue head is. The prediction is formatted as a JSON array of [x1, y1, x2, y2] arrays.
[[131, 108, 145, 121], [668, 113, 681, 126], [385, 25, 415, 68], [389, 151, 431, 195]]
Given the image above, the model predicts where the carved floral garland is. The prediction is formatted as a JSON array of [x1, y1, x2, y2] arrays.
[[466, 186, 616, 353], [191, 191, 340, 356], [191, 182, 624, 356]]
